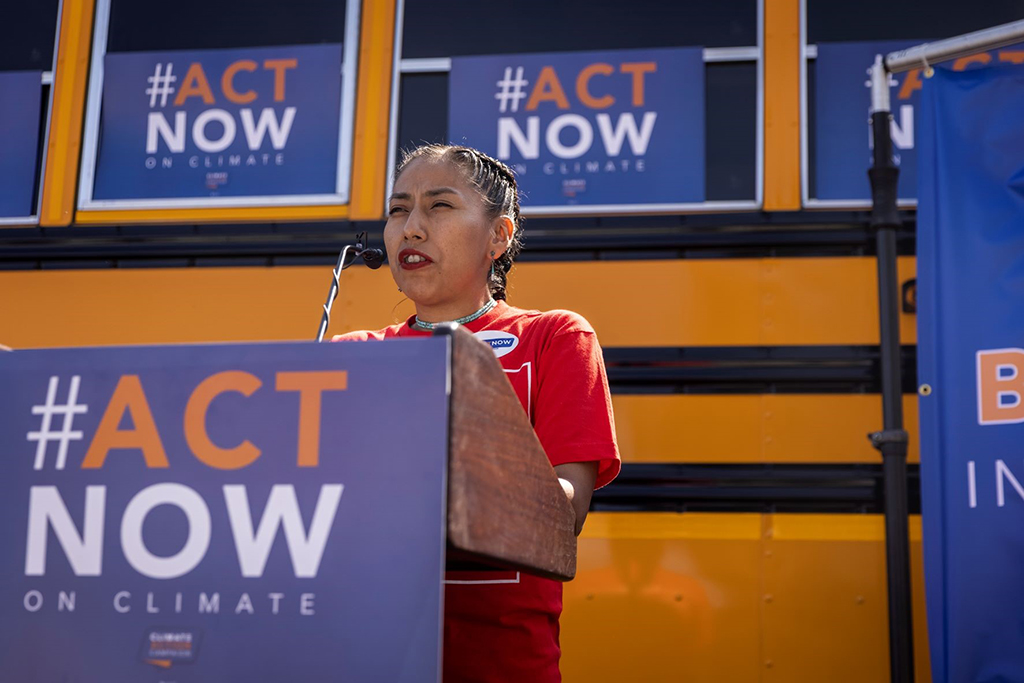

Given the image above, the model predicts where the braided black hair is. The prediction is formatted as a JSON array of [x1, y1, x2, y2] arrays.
[[394, 144, 524, 301]]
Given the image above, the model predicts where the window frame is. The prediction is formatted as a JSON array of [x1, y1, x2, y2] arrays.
[[384, 0, 765, 217], [799, 0, 918, 209], [76, 0, 361, 211], [0, 0, 61, 227]]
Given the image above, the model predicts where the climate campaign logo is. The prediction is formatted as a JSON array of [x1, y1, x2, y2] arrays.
[[0, 342, 450, 680], [449, 47, 705, 208], [93, 44, 343, 201], [20, 370, 346, 622]]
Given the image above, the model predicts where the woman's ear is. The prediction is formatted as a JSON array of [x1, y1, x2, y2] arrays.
[[492, 216, 514, 256]]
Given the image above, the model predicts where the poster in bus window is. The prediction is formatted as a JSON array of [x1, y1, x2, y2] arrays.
[[449, 47, 705, 210], [0, 71, 43, 218], [92, 44, 342, 202], [813, 40, 1024, 203]]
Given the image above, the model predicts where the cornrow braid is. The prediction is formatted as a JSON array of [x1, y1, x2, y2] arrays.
[[394, 144, 524, 301]]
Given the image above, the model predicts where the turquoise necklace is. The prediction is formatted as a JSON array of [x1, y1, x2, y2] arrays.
[[413, 298, 497, 331]]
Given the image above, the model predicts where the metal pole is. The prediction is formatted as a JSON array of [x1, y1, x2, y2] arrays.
[[867, 54, 914, 683], [886, 19, 1024, 73]]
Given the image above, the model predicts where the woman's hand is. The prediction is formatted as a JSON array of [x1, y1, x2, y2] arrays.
[[554, 461, 599, 536]]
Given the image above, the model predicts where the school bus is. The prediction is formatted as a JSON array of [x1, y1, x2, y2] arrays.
[[4, 0, 1022, 680]]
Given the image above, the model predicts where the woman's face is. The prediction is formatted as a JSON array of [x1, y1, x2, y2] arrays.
[[384, 157, 503, 317]]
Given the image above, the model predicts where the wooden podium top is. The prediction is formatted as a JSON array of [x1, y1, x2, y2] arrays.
[[443, 326, 577, 581]]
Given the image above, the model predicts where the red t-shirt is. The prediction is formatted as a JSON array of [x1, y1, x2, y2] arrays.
[[334, 300, 620, 682]]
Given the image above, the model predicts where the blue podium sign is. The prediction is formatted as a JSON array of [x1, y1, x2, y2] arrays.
[[0, 339, 449, 682]]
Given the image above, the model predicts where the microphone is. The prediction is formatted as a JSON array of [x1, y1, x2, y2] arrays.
[[358, 247, 386, 269], [315, 233, 386, 342]]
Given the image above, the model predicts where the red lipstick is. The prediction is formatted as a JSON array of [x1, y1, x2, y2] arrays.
[[398, 248, 433, 271]]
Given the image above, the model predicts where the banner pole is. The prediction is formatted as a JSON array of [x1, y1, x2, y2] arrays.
[[885, 19, 1024, 74], [867, 54, 914, 683]]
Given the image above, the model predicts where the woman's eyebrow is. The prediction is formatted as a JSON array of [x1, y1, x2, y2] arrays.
[[425, 187, 459, 197], [388, 192, 411, 202]]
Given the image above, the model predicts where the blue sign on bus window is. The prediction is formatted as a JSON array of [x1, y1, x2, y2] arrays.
[[813, 40, 1024, 203], [93, 44, 343, 201], [0, 71, 43, 218], [449, 48, 705, 210]]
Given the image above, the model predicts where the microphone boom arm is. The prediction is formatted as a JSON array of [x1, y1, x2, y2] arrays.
[[316, 243, 358, 343], [315, 234, 387, 342]]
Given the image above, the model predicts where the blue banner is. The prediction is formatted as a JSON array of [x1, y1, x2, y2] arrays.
[[814, 41, 1024, 203], [917, 64, 1024, 683], [93, 44, 343, 201], [0, 340, 448, 682], [0, 71, 43, 218], [449, 48, 704, 209]]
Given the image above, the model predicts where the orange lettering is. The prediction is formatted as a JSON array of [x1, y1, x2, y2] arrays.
[[953, 53, 991, 71], [525, 67, 570, 111], [998, 50, 1024, 65], [275, 371, 348, 467], [619, 62, 656, 106], [184, 371, 262, 469], [263, 58, 297, 101], [897, 68, 923, 101], [222, 59, 258, 104], [576, 63, 615, 109], [978, 350, 1024, 424], [173, 63, 215, 105], [81, 375, 168, 469]]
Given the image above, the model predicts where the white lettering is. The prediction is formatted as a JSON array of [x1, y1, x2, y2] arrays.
[[497, 117, 540, 160], [235, 592, 254, 614], [146, 111, 186, 154], [968, 460, 977, 508], [24, 590, 43, 612], [596, 112, 657, 156], [996, 459, 1024, 507], [224, 484, 343, 578], [240, 107, 296, 150], [546, 114, 592, 159], [198, 592, 220, 614], [121, 483, 211, 580], [891, 105, 914, 150], [192, 109, 236, 154], [25, 485, 105, 576], [114, 591, 131, 613], [300, 593, 315, 616]]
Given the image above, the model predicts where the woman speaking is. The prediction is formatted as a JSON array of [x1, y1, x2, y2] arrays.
[[334, 144, 620, 682]]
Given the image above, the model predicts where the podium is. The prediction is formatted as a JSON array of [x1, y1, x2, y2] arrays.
[[0, 327, 574, 682], [442, 325, 576, 580]]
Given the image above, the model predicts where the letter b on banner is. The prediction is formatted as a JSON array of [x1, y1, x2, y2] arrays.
[[977, 348, 1024, 425]]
